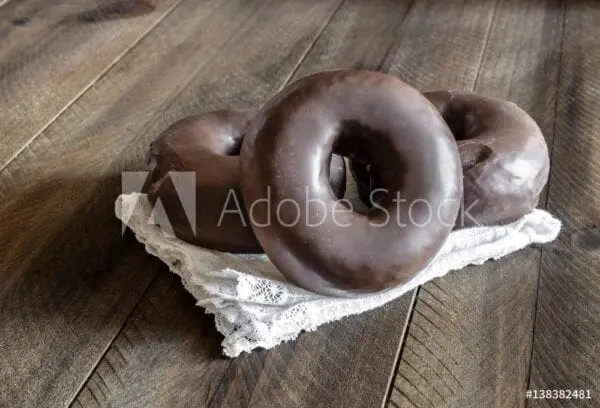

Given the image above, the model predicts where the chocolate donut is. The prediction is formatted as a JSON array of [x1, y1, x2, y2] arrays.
[[424, 91, 549, 227], [352, 91, 550, 228], [240, 70, 462, 295], [143, 110, 346, 252]]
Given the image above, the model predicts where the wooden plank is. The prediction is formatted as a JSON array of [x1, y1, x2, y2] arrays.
[[290, 0, 407, 77], [0, 1, 260, 406], [0, 0, 183, 171], [380, 0, 497, 91], [70, 1, 422, 407], [388, 0, 565, 407], [527, 2, 600, 406]]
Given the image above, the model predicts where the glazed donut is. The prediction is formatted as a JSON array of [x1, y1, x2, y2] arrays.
[[352, 91, 550, 228], [143, 110, 346, 252], [240, 70, 462, 295]]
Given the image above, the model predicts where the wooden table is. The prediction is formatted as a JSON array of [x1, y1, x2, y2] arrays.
[[1, 0, 598, 407]]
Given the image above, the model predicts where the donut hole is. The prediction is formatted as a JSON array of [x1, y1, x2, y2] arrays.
[[439, 106, 479, 141], [331, 120, 407, 213], [330, 155, 371, 214]]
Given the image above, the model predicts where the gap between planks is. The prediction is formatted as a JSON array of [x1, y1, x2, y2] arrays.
[[472, 0, 501, 90], [272, 0, 344, 101], [375, 0, 416, 72], [381, 288, 420, 408], [64, 266, 163, 407]]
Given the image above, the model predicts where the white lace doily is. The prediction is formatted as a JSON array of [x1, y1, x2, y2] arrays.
[[115, 193, 561, 357]]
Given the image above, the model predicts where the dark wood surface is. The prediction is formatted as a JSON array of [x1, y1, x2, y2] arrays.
[[528, 2, 600, 408], [0, 1, 598, 407]]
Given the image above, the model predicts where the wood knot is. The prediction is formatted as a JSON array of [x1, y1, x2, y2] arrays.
[[11, 17, 29, 26], [76, 0, 156, 23]]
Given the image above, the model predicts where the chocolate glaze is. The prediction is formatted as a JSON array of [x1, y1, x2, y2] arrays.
[[240, 70, 462, 295], [352, 91, 550, 227], [143, 110, 346, 252]]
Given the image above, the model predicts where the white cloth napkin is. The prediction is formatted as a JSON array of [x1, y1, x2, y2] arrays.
[[115, 193, 561, 357]]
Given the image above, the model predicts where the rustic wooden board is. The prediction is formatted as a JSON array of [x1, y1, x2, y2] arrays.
[[527, 2, 600, 407], [0, 0, 260, 406], [71, 1, 422, 407], [2, 0, 593, 407], [0, 0, 183, 171], [388, 0, 565, 407]]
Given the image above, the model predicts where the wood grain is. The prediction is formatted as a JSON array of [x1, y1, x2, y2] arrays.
[[71, 270, 228, 408], [291, 0, 408, 78], [0, 0, 260, 406], [380, 0, 497, 91], [527, 1, 600, 407], [2, 0, 596, 407], [0, 0, 182, 171], [388, 0, 565, 407], [70, 1, 421, 407]]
